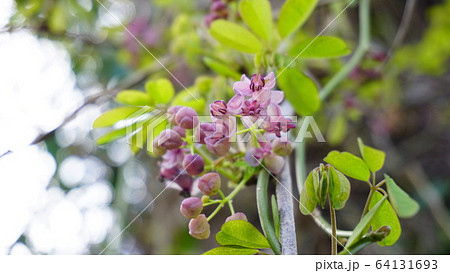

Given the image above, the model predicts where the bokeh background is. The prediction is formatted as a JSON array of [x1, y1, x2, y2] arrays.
[[0, 0, 449, 254]]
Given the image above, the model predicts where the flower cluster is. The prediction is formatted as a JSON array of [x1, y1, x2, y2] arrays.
[[153, 72, 295, 239]]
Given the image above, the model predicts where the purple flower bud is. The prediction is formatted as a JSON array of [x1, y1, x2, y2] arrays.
[[167, 106, 182, 125], [210, 100, 227, 117], [211, 1, 227, 13], [158, 129, 183, 150], [183, 153, 205, 176], [198, 172, 221, 196], [189, 214, 210, 239], [196, 123, 214, 144], [249, 74, 265, 92], [205, 13, 219, 27], [174, 174, 194, 195], [172, 126, 186, 138], [205, 132, 231, 156], [180, 197, 203, 218], [264, 153, 285, 174], [152, 138, 167, 157], [272, 139, 292, 156], [225, 212, 248, 222], [175, 107, 199, 129], [160, 166, 180, 180]]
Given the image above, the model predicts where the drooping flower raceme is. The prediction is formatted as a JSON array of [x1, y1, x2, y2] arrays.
[[153, 72, 295, 239]]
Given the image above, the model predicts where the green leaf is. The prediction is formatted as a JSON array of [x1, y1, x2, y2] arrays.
[[216, 220, 270, 249], [203, 246, 258, 255], [290, 36, 351, 58], [92, 106, 142, 128], [318, 169, 328, 208], [357, 138, 386, 173], [210, 20, 263, 53], [277, 69, 320, 115], [115, 90, 152, 106], [328, 166, 351, 210], [271, 194, 280, 240], [299, 171, 318, 215], [345, 195, 387, 248], [277, 0, 318, 38], [96, 127, 128, 145], [239, 0, 273, 42], [324, 151, 371, 181], [385, 174, 420, 218], [203, 57, 241, 80], [369, 191, 401, 246], [145, 79, 175, 104]]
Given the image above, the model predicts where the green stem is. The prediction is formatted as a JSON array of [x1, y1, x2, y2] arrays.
[[319, 0, 371, 101], [361, 186, 375, 220], [329, 198, 337, 255], [256, 170, 282, 255], [207, 176, 251, 221]]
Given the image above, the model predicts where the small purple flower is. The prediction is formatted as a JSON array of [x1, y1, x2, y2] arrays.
[[233, 72, 276, 96], [189, 214, 210, 239], [249, 74, 265, 92], [158, 129, 183, 150], [152, 138, 167, 157], [183, 154, 205, 176], [195, 122, 215, 144], [167, 106, 182, 125], [198, 172, 221, 196], [160, 148, 185, 169], [210, 100, 228, 117], [180, 197, 203, 219], [175, 107, 199, 129], [226, 212, 248, 222], [174, 174, 194, 196], [244, 142, 272, 167], [205, 131, 231, 156]]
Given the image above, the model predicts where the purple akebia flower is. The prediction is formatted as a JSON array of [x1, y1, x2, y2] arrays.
[[175, 107, 199, 129], [189, 214, 210, 239], [183, 153, 205, 176], [195, 122, 215, 144], [204, 119, 236, 156], [180, 197, 203, 219], [245, 141, 285, 174], [226, 212, 248, 222], [160, 148, 185, 169], [158, 129, 183, 150], [233, 72, 276, 96], [261, 104, 296, 137]]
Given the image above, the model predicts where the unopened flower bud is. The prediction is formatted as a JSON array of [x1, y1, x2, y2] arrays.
[[175, 107, 198, 129], [174, 174, 194, 196], [158, 129, 183, 150], [172, 125, 186, 138], [180, 197, 203, 219], [225, 212, 248, 222], [189, 214, 210, 239], [265, 153, 285, 174], [272, 139, 292, 156], [198, 172, 221, 196], [167, 106, 182, 125], [152, 138, 167, 157], [201, 195, 211, 204], [196, 123, 214, 144], [183, 153, 205, 176]]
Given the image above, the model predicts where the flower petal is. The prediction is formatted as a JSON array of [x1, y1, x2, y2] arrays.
[[264, 72, 276, 90], [233, 76, 252, 96], [227, 94, 245, 115], [270, 91, 284, 104]]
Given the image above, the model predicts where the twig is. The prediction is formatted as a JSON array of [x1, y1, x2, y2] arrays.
[[276, 157, 298, 254]]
